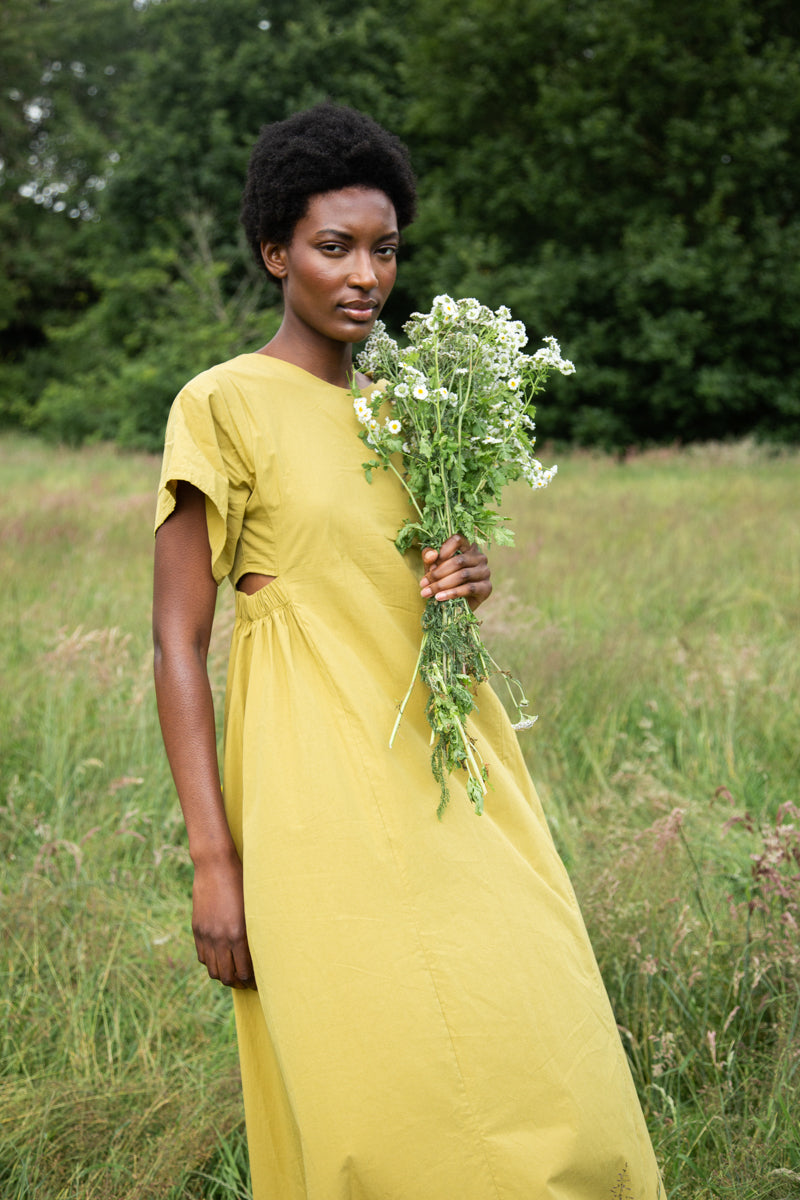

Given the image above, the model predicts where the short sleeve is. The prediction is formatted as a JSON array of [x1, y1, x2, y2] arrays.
[[154, 374, 254, 584]]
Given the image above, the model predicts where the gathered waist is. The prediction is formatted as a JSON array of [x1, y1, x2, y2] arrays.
[[233, 578, 290, 622]]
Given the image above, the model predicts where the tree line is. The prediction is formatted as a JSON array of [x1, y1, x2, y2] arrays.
[[1, 0, 798, 449]]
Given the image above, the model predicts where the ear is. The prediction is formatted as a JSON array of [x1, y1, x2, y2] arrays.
[[261, 241, 288, 280]]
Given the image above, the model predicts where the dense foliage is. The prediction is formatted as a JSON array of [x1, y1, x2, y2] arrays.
[[1, 0, 798, 448]]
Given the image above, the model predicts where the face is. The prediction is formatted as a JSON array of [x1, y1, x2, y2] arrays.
[[261, 186, 399, 347]]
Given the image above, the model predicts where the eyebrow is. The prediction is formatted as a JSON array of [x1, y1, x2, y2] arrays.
[[315, 227, 400, 241]]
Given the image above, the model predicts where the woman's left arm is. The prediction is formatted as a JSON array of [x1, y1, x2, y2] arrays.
[[419, 535, 492, 612]]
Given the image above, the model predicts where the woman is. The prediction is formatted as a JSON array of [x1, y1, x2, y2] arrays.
[[153, 103, 663, 1199]]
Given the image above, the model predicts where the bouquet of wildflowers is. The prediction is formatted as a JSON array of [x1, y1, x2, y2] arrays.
[[354, 294, 575, 817]]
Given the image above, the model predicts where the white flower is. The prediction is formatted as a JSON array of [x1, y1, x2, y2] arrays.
[[386, 418, 402, 434], [511, 715, 538, 732], [531, 335, 576, 376], [508, 377, 520, 391], [353, 397, 372, 426], [394, 382, 409, 398], [412, 383, 429, 401], [432, 293, 458, 321]]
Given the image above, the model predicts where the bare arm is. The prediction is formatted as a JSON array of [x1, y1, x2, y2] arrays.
[[153, 482, 256, 989]]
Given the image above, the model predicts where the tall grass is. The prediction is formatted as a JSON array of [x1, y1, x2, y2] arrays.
[[484, 443, 800, 1198], [1, 433, 798, 1197]]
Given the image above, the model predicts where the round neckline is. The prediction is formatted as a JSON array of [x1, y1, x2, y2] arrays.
[[242, 352, 371, 394]]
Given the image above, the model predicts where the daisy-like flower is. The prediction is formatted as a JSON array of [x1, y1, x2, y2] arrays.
[[386, 418, 402, 434], [532, 335, 576, 376], [353, 397, 372, 426], [432, 294, 459, 322], [508, 377, 521, 391], [412, 383, 429, 401]]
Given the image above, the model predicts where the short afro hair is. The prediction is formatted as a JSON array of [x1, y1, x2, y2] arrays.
[[240, 102, 417, 276]]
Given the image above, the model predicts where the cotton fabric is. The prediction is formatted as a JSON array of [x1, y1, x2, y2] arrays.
[[156, 354, 664, 1200]]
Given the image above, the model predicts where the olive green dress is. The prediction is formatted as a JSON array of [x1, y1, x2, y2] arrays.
[[155, 353, 664, 1200]]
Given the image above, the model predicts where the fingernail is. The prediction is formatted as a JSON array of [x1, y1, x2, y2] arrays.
[[421, 586, 432, 597]]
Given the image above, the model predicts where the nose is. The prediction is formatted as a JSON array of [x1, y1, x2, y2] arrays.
[[347, 251, 379, 290]]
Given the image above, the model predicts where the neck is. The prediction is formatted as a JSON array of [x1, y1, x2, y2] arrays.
[[257, 323, 357, 389]]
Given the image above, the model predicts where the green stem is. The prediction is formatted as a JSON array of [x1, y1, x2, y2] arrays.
[[453, 713, 487, 793], [389, 631, 427, 748], [425, 659, 486, 793]]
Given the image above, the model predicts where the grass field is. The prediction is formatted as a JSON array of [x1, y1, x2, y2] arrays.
[[1, 433, 799, 1198]]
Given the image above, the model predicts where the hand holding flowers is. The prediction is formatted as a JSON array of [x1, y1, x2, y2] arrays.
[[353, 294, 575, 817], [420, 536, 491, 611]]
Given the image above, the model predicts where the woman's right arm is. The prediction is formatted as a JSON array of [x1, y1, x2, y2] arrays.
[[153, 481, 256, 989]]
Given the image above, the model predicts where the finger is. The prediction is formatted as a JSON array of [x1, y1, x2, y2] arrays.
[[436, 533, 470, 561], [196, 933, 233, 988], [419, 545, 440, 587], [421, 535, 468, 573], [431, 561, 489, 590], [194, 930, 210, 971], [433, 576, 492, 602], [422, 544, 485, 590], [198, 938, 223, 984], [428, 552, 489, 591], [232, 938, 258, 991], [442, 579, 493, 612], [212, 944, 243, 989]]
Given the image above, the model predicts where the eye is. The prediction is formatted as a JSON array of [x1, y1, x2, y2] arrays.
[[318, 241, 347, 255], [376, 245, 398, 260]]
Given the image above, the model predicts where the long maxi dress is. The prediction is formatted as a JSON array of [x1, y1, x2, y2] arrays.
[[155, 353, 664, 1200]]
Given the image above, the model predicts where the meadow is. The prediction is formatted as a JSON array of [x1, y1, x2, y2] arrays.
[[0, 433, 798, 1198]]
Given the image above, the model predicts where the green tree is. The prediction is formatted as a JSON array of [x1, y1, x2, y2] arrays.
[[0, 0, 139, 422], [11, 0, 414, 447], [5, 0, 800, 447], [402, 0, 800, 444]]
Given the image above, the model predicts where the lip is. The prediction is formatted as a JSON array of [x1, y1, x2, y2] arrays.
[[339, 300, 379, 321]]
